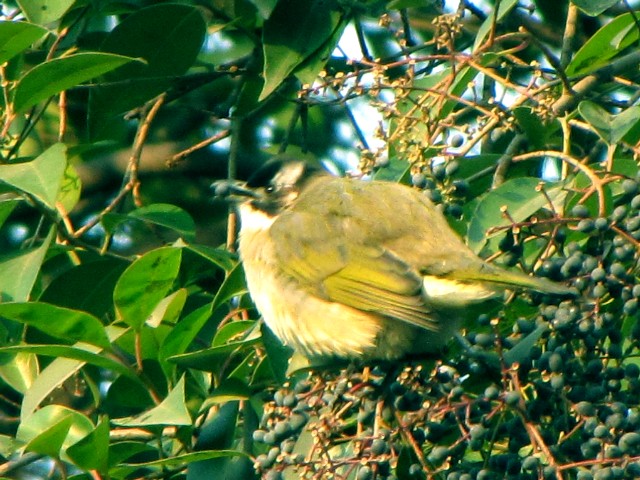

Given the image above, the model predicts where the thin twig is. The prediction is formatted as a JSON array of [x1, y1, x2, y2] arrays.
[[166, 129, 231, 167]]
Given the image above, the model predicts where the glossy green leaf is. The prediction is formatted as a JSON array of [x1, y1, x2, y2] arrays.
[[0, 198, 19, 229], [89, 3, 206, 136], [0, 143, 66, 209], [260, 0, 342, 100], [0, 344, 135, 380], [211, 262, 248, 312], [13, 53, 140, 113], [113, 376, 192, 426], [571, 0, 619, 16], [293, 16, 347, 87], [0, 21, 48, 65], [0, 227, 54, 302], [159, 303, 213, 366], [567, 13, 639, 76], [503, 325, 548, 366], [168, 334, 261, 371], [104, 204, 196, 241], [16, 0, 75, 24], [39, 258, 127, 318], [147, 288, 187, 328], [113, 247, 182, 330], [186, 244, 238, 272], [66, 416, 110, 472], [0, 352, 38, 394], [22, 414, 74, 458], [113, 450, 248, 477], [0, 302, 110, 348], [20, 325, 129, 419], [17, 405, 93, 459], [578, 101, 640, 145], [466, 177, 564, 254], [212, 320, 255, 346], [57, 163, 82, 213]]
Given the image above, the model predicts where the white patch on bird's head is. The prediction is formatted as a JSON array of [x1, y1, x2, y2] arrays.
[[272, 161, 307, 190]]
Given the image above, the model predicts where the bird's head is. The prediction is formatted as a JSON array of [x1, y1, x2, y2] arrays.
[[213, 158, 326, 216]]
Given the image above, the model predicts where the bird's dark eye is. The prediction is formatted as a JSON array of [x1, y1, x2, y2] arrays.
[[265, 185, 275, 194]]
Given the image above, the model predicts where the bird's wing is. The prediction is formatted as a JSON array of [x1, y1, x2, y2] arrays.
[[269, 178, 445, 331]]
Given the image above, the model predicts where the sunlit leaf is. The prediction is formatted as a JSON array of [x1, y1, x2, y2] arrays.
[[17, 405, 93, 459], [0, 352, 38, 394], [579, 101, 640, 145], [66, 416, 110, 472], [0, 21, 48, 65], [0, 227, 54, 302], [14, 53, 140, 113], [466, 177, 565, 254], [571, 0, 620, 16], [0, 143, 66, 209], [260, 0, 343, 100], [113, 247, 182, 330], [16, 0, 75, 24], [0, 302, 110, 348], [113, 376, 192, 426], [567, 13, 639, 76]]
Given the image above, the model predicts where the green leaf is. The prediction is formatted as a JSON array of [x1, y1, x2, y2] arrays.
[[147, 288, 187, 328], [260, 0, 343, 100], [17, 405, 93, 459], [113, 246, 182, 330], [566, 13, 639, 76], [0, 143, 66, 209], [503, 325, 548, 366], [0, 352, 38, 394], [168, 333, 261, 371], [0, 198, 20, 229], [66, 416, 110, 473], [16, 0, 75, 24], [213, 320, 255, 346], [19, 325, 130, 419], [112, 450, 248, 477], [578, 101, 640, 145], [89, 3, 206, 137], [513, 107, 549, 150], [466, 177, 564, 254], [0, 21, 48, 65], [159, 303, 213, 366], [0, 345, 135, 380], [0, 227, 54, 302], [57, 163, 82, 213], [113, 376, 192, 426], [185, 244, 237, 272], [0, 302, 110, 348], [571, 0, 619, 16], [39, 258, 128, 318], [104, 204, 196, 241], [13, 52, 140, 113], [211, 262, 248, 312]]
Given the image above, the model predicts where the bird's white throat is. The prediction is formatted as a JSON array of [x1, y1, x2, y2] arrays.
[[238, 203, 277, 232]]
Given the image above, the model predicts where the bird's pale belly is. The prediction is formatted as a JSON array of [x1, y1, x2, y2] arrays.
[[238, 216, 455, 359]]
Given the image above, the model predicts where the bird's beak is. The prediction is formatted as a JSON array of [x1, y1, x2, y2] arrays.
[[211, 180, 259, 202]]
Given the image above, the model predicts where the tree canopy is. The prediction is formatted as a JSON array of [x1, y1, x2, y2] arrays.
[[1, 1, 640, 479]]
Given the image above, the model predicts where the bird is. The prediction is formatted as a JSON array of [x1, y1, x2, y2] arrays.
[[215, 158, 575, 361]]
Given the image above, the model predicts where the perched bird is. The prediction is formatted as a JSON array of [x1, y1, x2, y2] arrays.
[[215, 159, 574, 361]]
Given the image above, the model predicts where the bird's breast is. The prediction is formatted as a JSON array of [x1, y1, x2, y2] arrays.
[[237, 205, 387, 358]]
